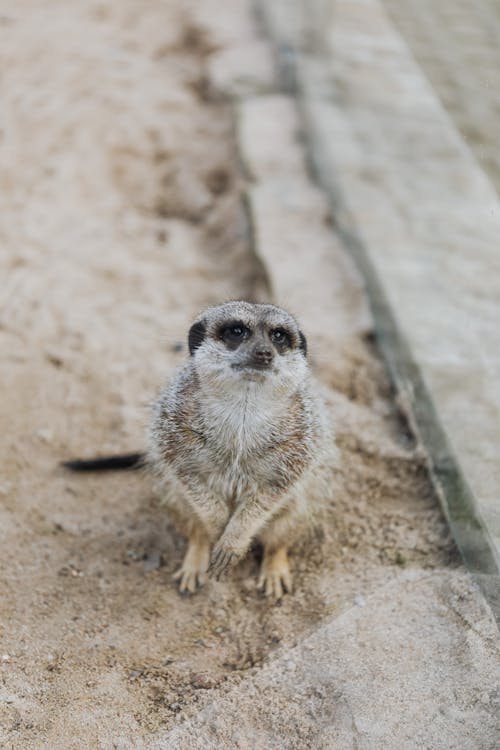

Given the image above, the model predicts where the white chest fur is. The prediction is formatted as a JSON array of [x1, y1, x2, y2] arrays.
[[199, 379, 287, 458]]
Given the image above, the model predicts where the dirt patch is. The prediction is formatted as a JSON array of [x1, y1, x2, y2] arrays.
[[0, 2, 457, 747]]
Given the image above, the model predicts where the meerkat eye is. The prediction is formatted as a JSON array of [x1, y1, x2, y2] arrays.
[[270, 328, 291, 348], [220, 322, 251, 345]]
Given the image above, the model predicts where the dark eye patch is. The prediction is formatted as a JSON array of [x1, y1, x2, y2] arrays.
[[270, 328, 292, 349], [298, 330, 307, 356], [188, 319, 207, 355], [219, 320, 252, 346]]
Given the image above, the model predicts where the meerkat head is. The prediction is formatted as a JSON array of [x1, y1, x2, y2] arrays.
[[187, 301, 309, 392]]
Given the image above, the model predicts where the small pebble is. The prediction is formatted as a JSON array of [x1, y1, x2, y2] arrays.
[[45, 350, 64, 368], [36, 428, 53, 443], [190, 673, 217, 689], [128, 669, 143, 680], [143, 551, 162, 572]]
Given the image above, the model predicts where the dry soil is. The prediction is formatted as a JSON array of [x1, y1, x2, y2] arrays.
[[0, 2, 458, 747]]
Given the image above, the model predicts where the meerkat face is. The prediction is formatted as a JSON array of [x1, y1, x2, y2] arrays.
[[188, 301, 308, 391]]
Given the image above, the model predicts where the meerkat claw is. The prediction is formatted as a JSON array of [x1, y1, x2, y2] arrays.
[[258, 546, 292, 600], [208, 545, 240, 580], [173, 566, 206, 594], [257, 570, 292, 600], [173, 532, 209, 594]]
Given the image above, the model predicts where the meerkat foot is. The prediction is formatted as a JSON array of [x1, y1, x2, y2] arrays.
[[173, 531, 210, 594], [258, 546, 292, 600]]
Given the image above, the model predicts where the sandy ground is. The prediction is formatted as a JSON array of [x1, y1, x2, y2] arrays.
[[0, 2, 458, 747]]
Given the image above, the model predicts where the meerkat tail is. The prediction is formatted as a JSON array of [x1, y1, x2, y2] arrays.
[[62, 452, 146, 472]]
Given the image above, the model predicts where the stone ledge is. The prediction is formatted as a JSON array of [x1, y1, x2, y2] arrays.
[[258, 0, 500, 620], [153, 570, 500, 749]]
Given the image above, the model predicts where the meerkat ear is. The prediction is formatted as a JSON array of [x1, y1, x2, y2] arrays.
[[188, 319, 207, 355], [298, 330, 307, 356]]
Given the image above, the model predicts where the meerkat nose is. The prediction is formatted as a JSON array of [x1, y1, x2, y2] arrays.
[[253, 346, 274, 366]]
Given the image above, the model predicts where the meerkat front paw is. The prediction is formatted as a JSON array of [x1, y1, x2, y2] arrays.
[[208, 539, 246, 580], [173, 531, 210, 594], [258, 545, 292, 600]]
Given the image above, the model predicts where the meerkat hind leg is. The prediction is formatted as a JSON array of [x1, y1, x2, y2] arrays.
[[258, 545, 292, 600], [173, 527, 210, 594]]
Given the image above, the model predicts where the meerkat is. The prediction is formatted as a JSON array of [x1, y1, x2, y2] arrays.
[[65, 301, 336, 599]]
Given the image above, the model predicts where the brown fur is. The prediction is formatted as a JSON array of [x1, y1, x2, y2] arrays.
[[149, 302, 336, 598]]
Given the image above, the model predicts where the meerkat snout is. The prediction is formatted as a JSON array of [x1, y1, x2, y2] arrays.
[[248, 342, 274, 369], [230, 331, 276, 371]]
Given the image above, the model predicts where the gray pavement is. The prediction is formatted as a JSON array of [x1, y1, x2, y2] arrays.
[[383, 0, 500, 197], [159, 570, 500, 750], [259, 0, 500, 618]]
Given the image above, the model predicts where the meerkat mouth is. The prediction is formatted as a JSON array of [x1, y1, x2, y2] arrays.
[[231, 362, 275, 373]]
